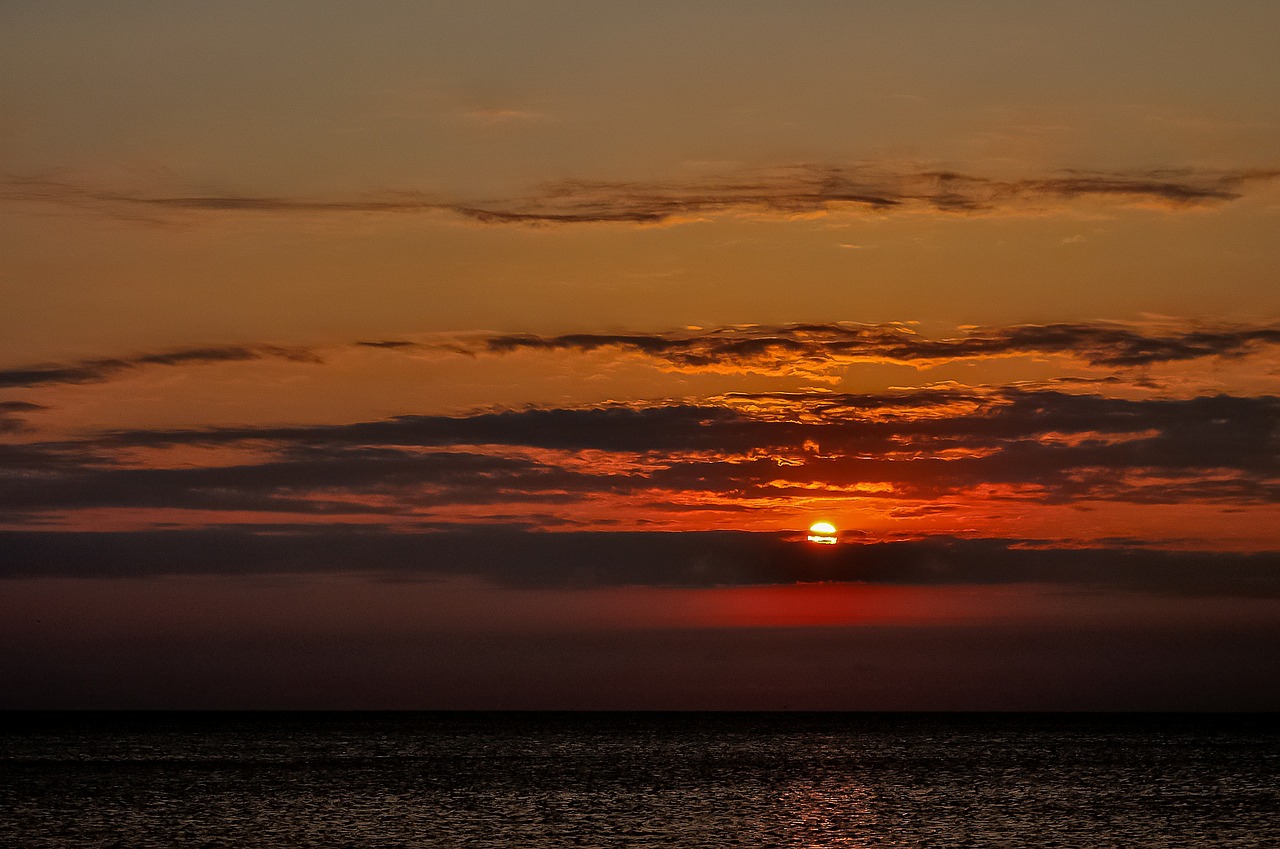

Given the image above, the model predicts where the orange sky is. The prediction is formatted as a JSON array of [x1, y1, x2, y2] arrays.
[[2, 1, 1278, 709]]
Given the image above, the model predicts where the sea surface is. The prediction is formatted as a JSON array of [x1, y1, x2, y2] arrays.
[[1, 712, 1276, 848]]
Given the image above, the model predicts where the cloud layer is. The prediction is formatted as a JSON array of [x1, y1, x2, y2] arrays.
[[2, 526, 1276, 597], [7, 165, 1276, 226], [4, 389, 1276, 530], [465, 321, 1280, 373], [5, 320, 1280, 389]]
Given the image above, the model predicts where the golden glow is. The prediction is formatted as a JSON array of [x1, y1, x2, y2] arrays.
[[807, 521, 838, 544]]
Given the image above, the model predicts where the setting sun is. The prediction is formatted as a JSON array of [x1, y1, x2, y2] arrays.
[[807, 521, 838, 544]]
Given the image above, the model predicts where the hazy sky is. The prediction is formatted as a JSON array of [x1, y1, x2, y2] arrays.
[[2, 1, 1278, 709]]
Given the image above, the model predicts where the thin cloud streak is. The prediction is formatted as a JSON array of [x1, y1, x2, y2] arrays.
[[5, 165, 1276, 226], [5, 320, 1280, 389], [0, 401, 46, 433], [0, 345, 322, 389], [468, 321, 1280, 372]]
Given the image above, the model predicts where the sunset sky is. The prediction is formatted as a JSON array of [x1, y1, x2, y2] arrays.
[[3, 1, 1279, 709]]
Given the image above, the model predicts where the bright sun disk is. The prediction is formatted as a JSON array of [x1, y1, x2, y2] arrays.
[[807, 521, 838, 543]]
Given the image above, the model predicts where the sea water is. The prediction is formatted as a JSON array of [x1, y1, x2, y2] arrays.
[[1, 712, 1275, 848]]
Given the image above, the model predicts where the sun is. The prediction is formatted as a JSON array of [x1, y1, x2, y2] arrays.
[[807, 521, 838, 544]]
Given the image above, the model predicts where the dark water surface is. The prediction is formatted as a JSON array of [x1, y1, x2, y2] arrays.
[[1, 712, 1275, 848]]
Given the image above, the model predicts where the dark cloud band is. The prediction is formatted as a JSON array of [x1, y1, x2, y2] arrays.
[[1, 526, 1276, 597], [4, 390, 1277, 522], [469, 321, 1280, 370], [5, 320, 1280, 390], [0, 345, 321, 389], [6, 165, 1275, 227]]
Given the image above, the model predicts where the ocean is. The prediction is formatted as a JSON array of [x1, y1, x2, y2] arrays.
[[1, 712, 1275, 848]]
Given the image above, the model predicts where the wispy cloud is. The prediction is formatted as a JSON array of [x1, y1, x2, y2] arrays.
[[458, 107, 547, 126], [465, 320, 1280, 372], [0, 401, 46, 433], [0, 345, 322, 389], [5, 320, 1280, 389], [6, 164, 1275, 226]]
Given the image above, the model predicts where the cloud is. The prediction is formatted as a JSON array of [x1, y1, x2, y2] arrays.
[[6, 165, 1275, 227], [0, 345, 322, 389], [1, 526, 1276, 597], [355, 340, 419, 349], [468, 320, 1280, 372], [453, 167, 1278, 223], [5, 389, 1276, 523], [458, 107, 547, 126], [0, 400, 46, 433], [0, 447, 617, 516], [2, 177, 447, 218], [7, 320, 1280, 390]]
